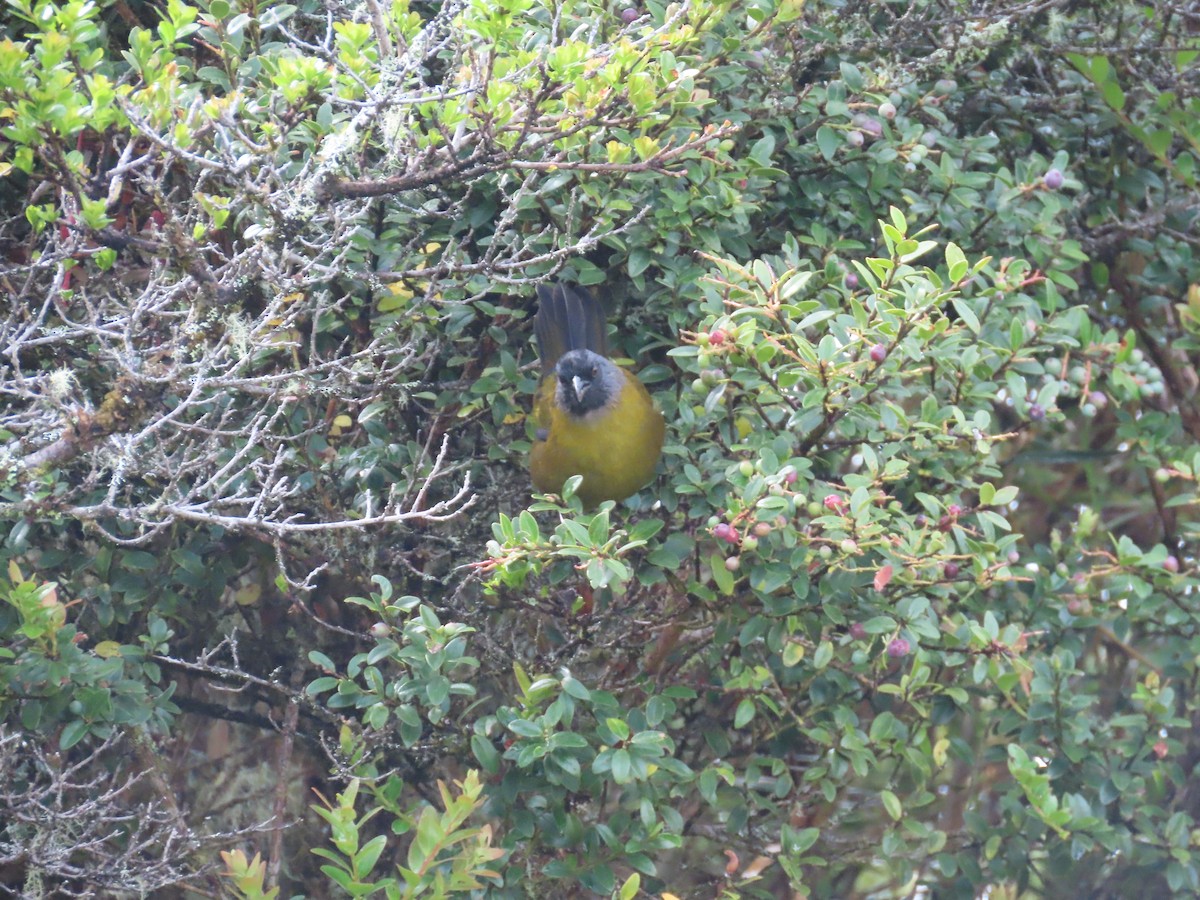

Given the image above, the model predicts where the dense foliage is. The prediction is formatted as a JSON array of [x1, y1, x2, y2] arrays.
[[1, 0, 1198, 896]]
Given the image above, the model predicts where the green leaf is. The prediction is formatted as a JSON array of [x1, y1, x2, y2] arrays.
[[121, 551, 158, 571], [1102, 78, 1126, 111], [471, 734, 500, 773], [952, 299, 980, 334], [815, 126, 839, 161], [945, 242, 968, 282], [712, 552, 735, 595], [354, 835, 387, 878], [749, 133, 775, 167], [561, 675, 591, 700], [881, 789, 902, 820], [734, 697, 755, 728], [786, 826, 820, 854], [60, 719, 90, 750], [628, 247, 652, 278], [813, 640, 833, 669], [611, 748, 633, 783]]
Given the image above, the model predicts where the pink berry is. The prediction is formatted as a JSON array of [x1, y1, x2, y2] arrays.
[[887, 637, 910, 658], [845, 272, 859, 289], [713, 523, 738, 544], [1164, 555, 1180, 573], [869, 343, 887, 363], [824, 494, 846, 512], [849, 622, 867, 640], [852, 114, 883, 138], [619, 6, 638, 23], [709, 329, 727, 346], [1043, 168, 1064, 190]]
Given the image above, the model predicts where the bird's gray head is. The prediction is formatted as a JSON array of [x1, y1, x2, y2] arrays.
[[555, 349, 621, 417]]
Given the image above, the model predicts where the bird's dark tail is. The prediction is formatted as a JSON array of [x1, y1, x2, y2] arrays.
[[535, 283, 608, 372]]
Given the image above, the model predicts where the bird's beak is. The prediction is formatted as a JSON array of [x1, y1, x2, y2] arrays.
[[572, 375, 588, 403]]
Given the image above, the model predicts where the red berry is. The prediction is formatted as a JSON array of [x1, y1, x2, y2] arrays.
[[709, 329, 727, 345], [869, 343, 887, 363], [823, 494, 846, 512], [947, 504, 963, 517], [943, 562, 960, 578]]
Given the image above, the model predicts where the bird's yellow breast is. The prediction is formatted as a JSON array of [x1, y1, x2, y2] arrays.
[[531, 369, 664, 506]]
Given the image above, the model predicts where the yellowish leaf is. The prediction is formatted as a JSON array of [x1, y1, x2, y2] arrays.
[[234, 584, 262, 606], [94, 640, 123, 658]]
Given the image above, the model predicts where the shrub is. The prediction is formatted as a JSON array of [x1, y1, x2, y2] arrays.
[[2, 0, 1199, 896]]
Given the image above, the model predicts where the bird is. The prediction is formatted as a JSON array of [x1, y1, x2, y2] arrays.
[[530, 282, 665, 507]]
